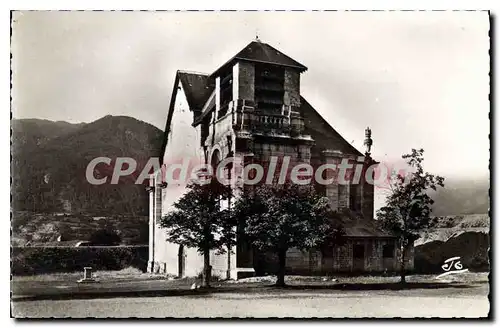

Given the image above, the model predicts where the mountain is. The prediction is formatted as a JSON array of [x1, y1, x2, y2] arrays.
[[11, 119, 85, 147], [417, 213, 489, 245], [430, 177, 489, 216], [11, 116, 163, 216], [414, 176, 490, 273]]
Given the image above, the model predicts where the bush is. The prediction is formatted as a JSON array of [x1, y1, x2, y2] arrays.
[[88, 228, 122, 246], [11, 246, 148, 275]]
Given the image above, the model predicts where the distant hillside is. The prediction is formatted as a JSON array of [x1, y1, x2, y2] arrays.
[[11, 116, 163, 216], [408, 175, 489, 274], [415, 214, 490, 273], [430, 177, 489, 216], [417, 213, 489, 246], [11, 212, 148, 246], [11, 119, 85, 147]]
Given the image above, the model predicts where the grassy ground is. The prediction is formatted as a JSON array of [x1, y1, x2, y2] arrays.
[[11, 269, 489, 304], [12, 268, 488, 284], [11, 267, 167, 282], [224, 271, 489, 285]]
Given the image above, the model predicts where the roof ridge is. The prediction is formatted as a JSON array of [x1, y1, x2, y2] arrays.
[[177, 70, 209, 76], [210, 40, 307, 78]]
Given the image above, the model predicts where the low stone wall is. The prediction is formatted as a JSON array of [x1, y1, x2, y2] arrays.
[[254, 238, 414, 276]]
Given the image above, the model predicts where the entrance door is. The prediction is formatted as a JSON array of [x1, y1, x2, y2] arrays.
[[353, 243, 365, 272], [178, 244, 185, 278]]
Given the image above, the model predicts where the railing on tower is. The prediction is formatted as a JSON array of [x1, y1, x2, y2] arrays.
[[232, 100, 306, 138], [252, 112, 291, 135]]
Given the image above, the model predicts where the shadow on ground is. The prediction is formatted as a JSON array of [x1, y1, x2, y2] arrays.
[[269, 282, 477, 291]]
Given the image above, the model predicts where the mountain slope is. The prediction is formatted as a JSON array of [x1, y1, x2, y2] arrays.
[[11, 116, 163, 215], [430, 177, 489, 216]]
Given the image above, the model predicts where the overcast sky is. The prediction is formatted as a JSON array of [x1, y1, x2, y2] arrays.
[[11, 11, 489, 179]]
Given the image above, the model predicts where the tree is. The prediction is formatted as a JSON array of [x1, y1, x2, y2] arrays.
[[88, 228, 122, 246], [159, 179, 234, 287], [234, 183, 342, 287], [377, 149, 444, 283]]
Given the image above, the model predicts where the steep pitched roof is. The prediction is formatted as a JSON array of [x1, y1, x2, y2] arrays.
[[210, 40, 307, 78], [177, 71, 214, 113], [344, 220, 395, 238], [337, 211, 395, 238], [300, 97, 364, 157], [159, 70, 213, 161]]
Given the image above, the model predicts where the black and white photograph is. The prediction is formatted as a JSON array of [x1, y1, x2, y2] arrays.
[[9, 10, 491, 318]]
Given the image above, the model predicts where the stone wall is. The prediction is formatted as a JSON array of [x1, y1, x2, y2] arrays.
[[252, 142, 312, 169], [362, 181, 375, 220], [150, 80, 234, 278], [321, 150, 342, 211], [334, 243, 353, 271], [233, 62, 255, 102], [255, 238, 413, 275], [338, 184, 349, 209], [333, 239, 401, 273], [284, 69, 300, 108]]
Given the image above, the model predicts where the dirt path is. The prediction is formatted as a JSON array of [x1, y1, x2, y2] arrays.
[[12, 285, 489, 318]]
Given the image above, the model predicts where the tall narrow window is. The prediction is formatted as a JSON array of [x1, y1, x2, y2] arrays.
[[254, 64, 285, 114], [349, 184, 359, 211], [338, 184, 348, 208], [383, 244, 395, 258]]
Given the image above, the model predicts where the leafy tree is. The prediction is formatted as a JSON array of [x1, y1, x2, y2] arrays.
[[377, 149, 444, 283], [159, 179, 234, 287], [88, 228, 122, 246], [234, 183, 342, 287]]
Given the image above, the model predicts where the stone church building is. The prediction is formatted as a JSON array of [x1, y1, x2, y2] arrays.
[[148, 39, 414, 279]]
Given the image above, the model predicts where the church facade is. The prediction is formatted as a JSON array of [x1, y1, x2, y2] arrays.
[[148, 40, 414, 279]]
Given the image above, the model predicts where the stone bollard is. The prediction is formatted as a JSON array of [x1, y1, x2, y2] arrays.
[[84, 267, 93, 280], [77, 266, 97, 283]]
